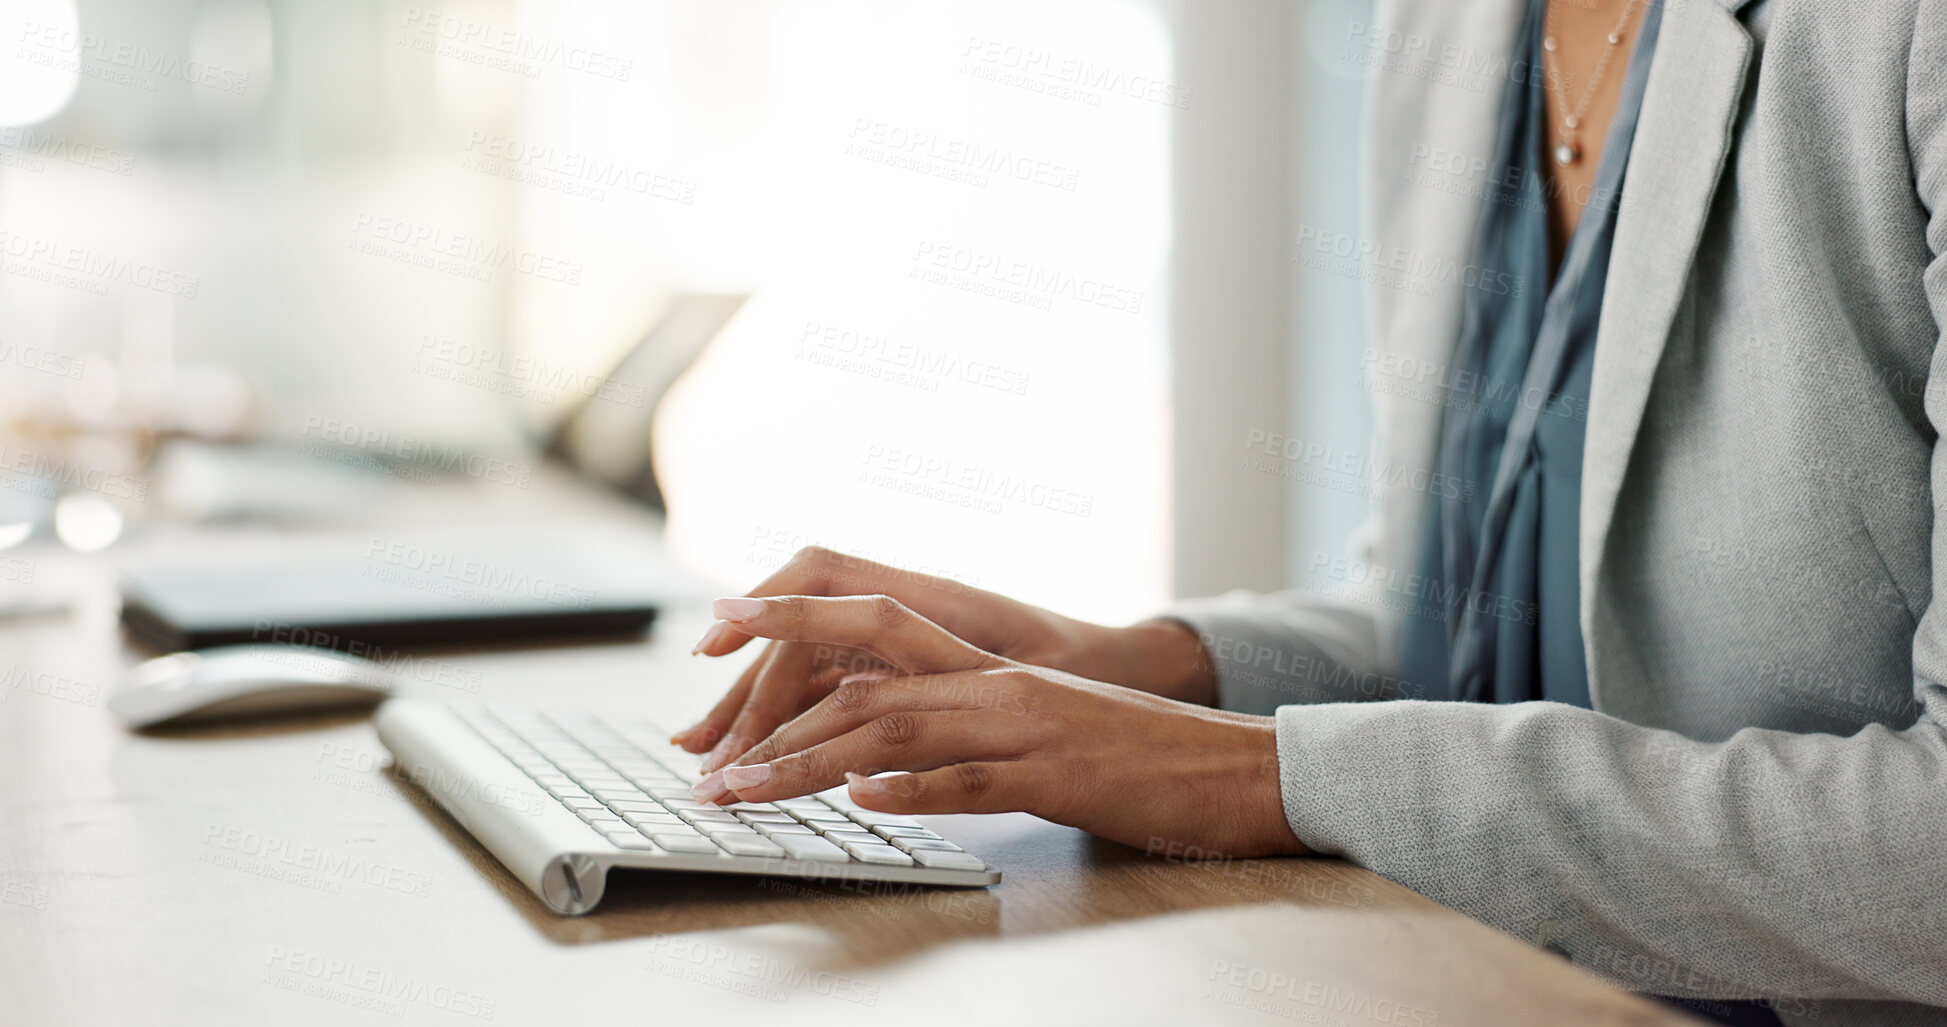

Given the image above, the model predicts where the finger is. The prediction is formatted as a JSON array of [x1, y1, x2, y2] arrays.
[[689, 547, 855, 658], [702, 640, 822, 773], [690, 618, 752, 659], [712, 594, 1003, 675], [713, 710, 1007, 803], [847, 762, 1028, 815], [787, 647, 889, 708], [671, 642, 769, 751], [805, 644, 899, 685], [731, 671, 987, 770], [677, 641, 890, 750], [690, 546, 982, 657]]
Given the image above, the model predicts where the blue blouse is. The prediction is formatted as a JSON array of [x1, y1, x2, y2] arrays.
[[1399, 0, 1661, 708]]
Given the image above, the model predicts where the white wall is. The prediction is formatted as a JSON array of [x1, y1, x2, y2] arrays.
[[1166, 0, 1292, 599], [1166, 0, 1376, 600]]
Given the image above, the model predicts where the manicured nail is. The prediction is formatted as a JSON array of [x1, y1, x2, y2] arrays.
[[837, 669, 895, 687], [698, 735, 743, 774], [712, 597, 767, 622], [668, 726, 695, 747], [690, 621, 731, 655], [690, 771, 730, 804], [722, 763, 773, 791], [845, 771, 883, 794]]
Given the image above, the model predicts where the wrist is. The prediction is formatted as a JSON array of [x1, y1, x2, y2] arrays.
[[1229, 714, 1309, 856], [1016, 614, 1217, 704], [1117, 619, 1218, 705]]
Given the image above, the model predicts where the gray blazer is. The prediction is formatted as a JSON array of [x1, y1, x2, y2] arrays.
[[1168, 1, 1947, 1022]]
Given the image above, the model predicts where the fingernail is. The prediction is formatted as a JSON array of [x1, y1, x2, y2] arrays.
[[668, 726, 694, 747], [698, 736, 742, 775], [690, 771, 730, 804], [837, 670, 895, 687], [845, 771, 883, 794], [690, 621, 730, 655], [713, 597, 767, 622], [722, 763, 773, 791]]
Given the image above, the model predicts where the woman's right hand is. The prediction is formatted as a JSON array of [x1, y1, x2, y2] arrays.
[[675, 547, 1214, 773]]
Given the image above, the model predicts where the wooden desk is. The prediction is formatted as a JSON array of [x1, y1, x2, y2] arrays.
[[0, 494, 1699, 1026]]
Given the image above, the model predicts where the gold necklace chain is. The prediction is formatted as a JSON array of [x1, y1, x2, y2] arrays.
[[1542, 0, 1643, 166]]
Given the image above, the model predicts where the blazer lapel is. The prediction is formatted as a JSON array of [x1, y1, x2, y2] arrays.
[[1580, 0, 1754, 630]]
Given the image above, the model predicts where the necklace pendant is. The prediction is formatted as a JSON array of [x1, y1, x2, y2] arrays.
[[1554, 142, 1579, 166]]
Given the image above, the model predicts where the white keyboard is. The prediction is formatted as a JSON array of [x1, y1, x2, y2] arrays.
[[376, 699, 999, 914]]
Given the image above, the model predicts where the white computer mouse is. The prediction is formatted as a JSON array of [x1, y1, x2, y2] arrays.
[[110, 644, 396, 728]]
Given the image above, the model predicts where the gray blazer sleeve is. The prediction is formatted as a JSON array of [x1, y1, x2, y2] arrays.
[[1164, 590, 1399, 715], [1272, 697, 1947, 1012], [1173, 13, 1947, 1015]]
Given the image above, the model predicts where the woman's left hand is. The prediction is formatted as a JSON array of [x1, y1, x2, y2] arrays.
[[685, 594, 1309, 859]]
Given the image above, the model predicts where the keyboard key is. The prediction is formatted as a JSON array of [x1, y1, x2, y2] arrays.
[[891, 837, 959, 854], [607, 800, 667, 814], [623, 812, 684, 829], [679, 810, 739, 825], [820, 829, 881, 848], [607, 832, 658, 851], [772, 835, 849, 863], [699, 824, 759, 839], [738, 811, 797, 825], [841, 842, 913, 866], [911, 849, 987, 871], [871, 826, 931, 840], [818, 787, 863, 810], [755, 823, 815, 837], [848, 812, 924, 829], [653, 834, 723, 854], [661, 758, 704, 779], [717, 836, 786, 858], [794, 809, 852, 824]]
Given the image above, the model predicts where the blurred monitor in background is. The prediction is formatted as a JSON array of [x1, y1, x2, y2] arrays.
[[547, 293, 745, 511]]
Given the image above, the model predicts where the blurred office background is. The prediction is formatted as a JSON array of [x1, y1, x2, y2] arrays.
[[0, 0, 1372, 624]]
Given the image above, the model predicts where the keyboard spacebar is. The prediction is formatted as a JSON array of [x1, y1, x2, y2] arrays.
[[772, 834, 849, 863]]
